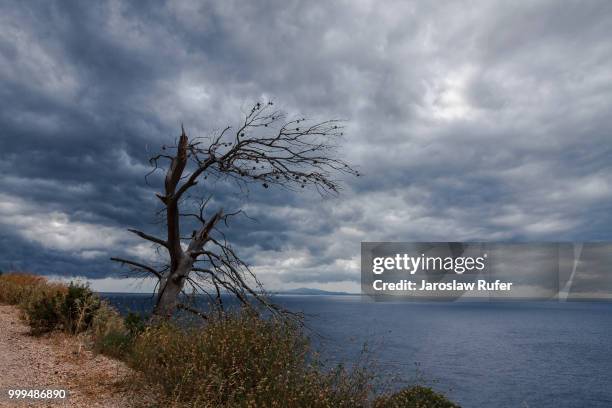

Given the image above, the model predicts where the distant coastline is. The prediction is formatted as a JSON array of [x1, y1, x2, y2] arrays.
[[270, 287, 357, 296], [96, 288, 358, 296]]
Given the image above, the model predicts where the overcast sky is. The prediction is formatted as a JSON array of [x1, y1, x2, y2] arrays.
[[1, 1, 611, 292]]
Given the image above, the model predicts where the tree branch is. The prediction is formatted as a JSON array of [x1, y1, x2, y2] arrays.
[[127, 229, 168, 248], [110, 257, 162, 280]]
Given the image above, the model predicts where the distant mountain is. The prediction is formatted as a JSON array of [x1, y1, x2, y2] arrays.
[[272, 287, 354, 296]]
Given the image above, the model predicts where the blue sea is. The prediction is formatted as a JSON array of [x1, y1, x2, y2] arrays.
[[101, 293, 612, 408]]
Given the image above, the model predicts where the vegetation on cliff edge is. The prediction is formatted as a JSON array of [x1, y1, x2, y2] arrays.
[[0, 272, 459, 408]]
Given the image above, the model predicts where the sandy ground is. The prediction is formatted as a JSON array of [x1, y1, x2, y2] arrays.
[[0, 305, 133, 408]]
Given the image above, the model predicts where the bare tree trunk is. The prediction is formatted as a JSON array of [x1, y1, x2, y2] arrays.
[[153, 256, 193, 317], [152, 203, 222, 318], [150, 131, 191, 318]]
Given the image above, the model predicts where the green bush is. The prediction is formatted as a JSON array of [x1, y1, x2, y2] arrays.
[[90, 301, 131, 358], [60, 283, 101, 334], [22, 288, 65, 335], [124, 312, 146, 337], [91, 306, 148, 360], [96, 330, 134, 359], [19, 281, 101, 335], [374, 385, 460, 408]]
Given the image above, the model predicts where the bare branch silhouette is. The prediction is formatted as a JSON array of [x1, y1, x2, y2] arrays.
[[112, 101, 357, 319]]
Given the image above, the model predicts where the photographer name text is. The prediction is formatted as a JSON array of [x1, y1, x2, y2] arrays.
[[372, 279, 513, 292]]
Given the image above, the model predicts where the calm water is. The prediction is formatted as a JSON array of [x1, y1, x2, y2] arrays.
[[102, 293, 612, 408]]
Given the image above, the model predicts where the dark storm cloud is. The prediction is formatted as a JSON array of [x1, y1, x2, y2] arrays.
[[1, 0, 612, 291]]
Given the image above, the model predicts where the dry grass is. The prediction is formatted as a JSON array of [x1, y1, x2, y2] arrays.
[[0, 272, 59, 305], [129, 313, 373, 408]]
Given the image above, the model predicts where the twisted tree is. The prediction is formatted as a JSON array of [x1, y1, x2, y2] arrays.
[[112, 101, 357, 319]]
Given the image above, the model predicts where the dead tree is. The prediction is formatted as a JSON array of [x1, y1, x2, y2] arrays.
[[112, 101, 358, 319]]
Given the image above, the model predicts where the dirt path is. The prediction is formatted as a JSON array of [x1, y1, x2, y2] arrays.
[[0, 305, 132, 408]]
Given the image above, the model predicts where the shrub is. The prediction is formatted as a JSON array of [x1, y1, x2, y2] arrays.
[[22, 287, 66, 334], [60, 282, 101, 334], [124, 312, 146, 337], [18, 280, 101, 335], [374, 385, 460, 408], [91, 305, 146, 359]]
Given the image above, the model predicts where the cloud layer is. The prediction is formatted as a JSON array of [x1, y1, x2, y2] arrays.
[[1, 0, 612, 291]]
